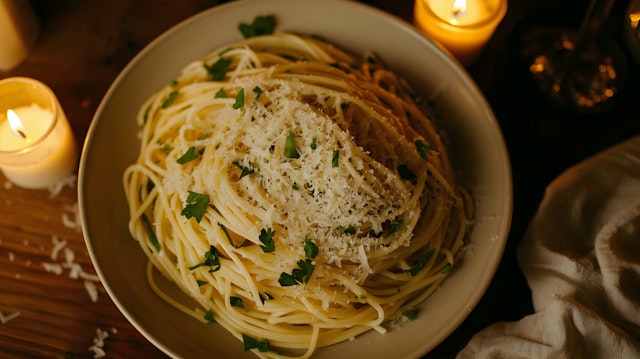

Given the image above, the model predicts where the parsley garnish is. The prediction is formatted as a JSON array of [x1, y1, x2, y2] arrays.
[[259, 228, 276, 253], [404, 308, 419, 321], [310, 137, 317, 150], [284, 131, 300, 159], [253, 86, 263, 99], [304, 237, 318, 258], [218, 222, 245, 248], [388, 219, 403, 235], [161, 90, 178, 108], [397, 164, 416, 183], [188, 245, 221, 272], [341, 225, 356, 235], [204, 57, 232, 81], [141, 214, 161, 252], [177, 146, 204, 164], [259, 292, 274, 304], [239, 15, 275, 38], [181, 191, 209, 223], [204, 309, 215, 323], [215, 88, 227, 98], [278, 259, 314, 286], [441, 264, 452, 274], [233, 88, 245, 109], [332, 149, 339, 167], [230, 296, 245, 309], [196, 280, 207, 287], [415, 140, 435, 161], [408, 248, 435, 276], [232, 161, 256, 179], [242, 333, 270, 352]]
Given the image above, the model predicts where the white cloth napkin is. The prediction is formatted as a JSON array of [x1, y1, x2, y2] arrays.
[[457, 135, 640, 358]]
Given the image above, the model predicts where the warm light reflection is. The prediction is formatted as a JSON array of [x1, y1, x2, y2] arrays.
[[630, 12, 640, 28], [452, 0, 467, 17], [7, 109, 28, 140]]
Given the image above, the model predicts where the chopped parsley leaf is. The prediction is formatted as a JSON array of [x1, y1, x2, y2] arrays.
[[238, 15, 275, 39], [188, 245, 221, 272], [233, 88, 245, 109], [278, 259, 314, 286], [259, 292, 274, 304], [177, 146, 204, 164], [204, 57, 232, 81], [404, 308, 419, 321], [341, 225, 356, 235], [284, 131, 300, 159], [278, 272, 297, 286], [230, 296, 245, 309], [141, 214, 161, 252], [259, 228, 276, 253], [253, 86, 263, 99], [332, 149, 339, 167], [304, 237, 318, 258], [196, 280, 207, 287], [232, 161, 256, 179], [181, 191, 209, 223], [215, 88, 228, 98], [415, 140, 435, 161], [441, 264, 452, 274], [242, 333, 270, 352], [310, 137, 317, 150], [161, 90, 178, 108], [204, 309, 215, 323], [408, 248, 435, 276], [218, 222, 245, 248], [388, 219, 403, 235], [397, 164, 416, 183]]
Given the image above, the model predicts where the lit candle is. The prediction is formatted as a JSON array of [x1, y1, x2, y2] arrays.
[[414, 0, 507, 65], [0, 0, 39, 71], [0, 77, 77, 189]]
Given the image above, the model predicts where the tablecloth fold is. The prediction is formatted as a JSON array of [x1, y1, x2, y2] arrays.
[[458, 135, 640, 358]]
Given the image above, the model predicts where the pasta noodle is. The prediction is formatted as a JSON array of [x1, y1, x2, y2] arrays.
[[123, 31, 472, 358]]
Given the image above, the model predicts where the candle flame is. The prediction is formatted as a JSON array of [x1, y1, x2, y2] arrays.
[[7, 109, 28, 140], [452, 0, 467, 17]]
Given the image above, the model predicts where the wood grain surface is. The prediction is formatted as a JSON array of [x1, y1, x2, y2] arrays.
[[1, 0, 638, 358]]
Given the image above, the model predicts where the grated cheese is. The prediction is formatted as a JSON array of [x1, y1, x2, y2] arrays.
[[43, 237, 102, 301], [47, 174, 77, 199], [50, 236, 67, 261], [61, 202, 81, 232], [88, 328, 109, 358]]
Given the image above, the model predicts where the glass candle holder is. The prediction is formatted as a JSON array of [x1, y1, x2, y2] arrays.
[[0, 77, 77, 189], [414, 0, 508, 65], [0, 0, 39, 71]]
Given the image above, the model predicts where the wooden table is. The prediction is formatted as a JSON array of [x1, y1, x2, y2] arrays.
[[1, 0, 638, 358]]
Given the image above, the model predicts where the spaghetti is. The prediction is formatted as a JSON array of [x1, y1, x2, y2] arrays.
[[123, 31, 472, 358]]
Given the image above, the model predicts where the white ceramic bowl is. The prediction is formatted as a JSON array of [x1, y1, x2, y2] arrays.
[[78, 1, 512, 358]]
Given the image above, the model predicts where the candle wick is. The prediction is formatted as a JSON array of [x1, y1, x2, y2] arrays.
[[16, 129, 28, 140], [452, 8, 464, 17]]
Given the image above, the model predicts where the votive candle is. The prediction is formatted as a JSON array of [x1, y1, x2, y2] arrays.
[[415, 0, 507, 65], [0, 77, 77, 189]]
